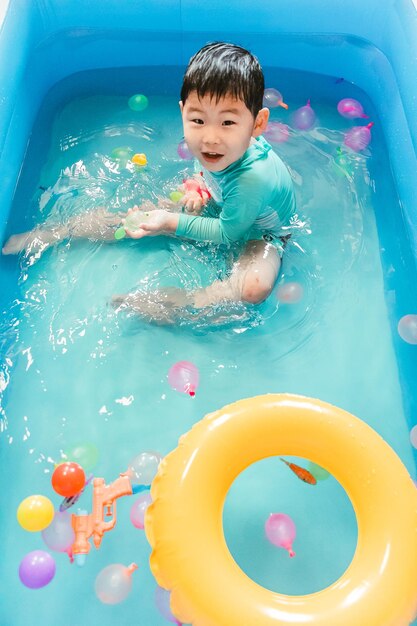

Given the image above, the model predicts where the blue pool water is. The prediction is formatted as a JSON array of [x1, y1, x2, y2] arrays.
[[0, 65, 416, 625]]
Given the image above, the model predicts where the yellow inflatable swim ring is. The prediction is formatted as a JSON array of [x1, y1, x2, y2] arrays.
[[145, 394, 417, 626]]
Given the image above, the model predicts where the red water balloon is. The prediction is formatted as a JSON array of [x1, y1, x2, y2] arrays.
[[52, 462, 86, 497]]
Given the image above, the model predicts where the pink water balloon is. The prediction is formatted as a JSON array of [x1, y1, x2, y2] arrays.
[[398, 314, 417, 345], [177, 140, 193, 160], [155, 586, 182, 624], [337, 98, 368, 119], [264, 122, 290, 144], [344, 122, 374, 152], [95, 563, 138, 604], [276, 281, 304, 304], [168, 360, 199, 396], [263, 88, 288, 109], [265, 513, 296, 557], [292, 100, 316, 130], [41, 510, 75, 556], [130, 493, 152, 529], [19, 550, 56, 589]]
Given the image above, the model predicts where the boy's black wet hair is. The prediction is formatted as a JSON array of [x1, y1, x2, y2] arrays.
[[180, 42, 264, 118]]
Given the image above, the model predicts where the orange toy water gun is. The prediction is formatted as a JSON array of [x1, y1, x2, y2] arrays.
[[71, 474, 132, 566]]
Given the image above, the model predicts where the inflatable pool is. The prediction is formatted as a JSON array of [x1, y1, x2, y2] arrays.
[[1, 1, 417, 625]]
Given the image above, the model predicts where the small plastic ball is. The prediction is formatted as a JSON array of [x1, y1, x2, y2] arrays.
[[17, 495, 54, 532], [128, 94, 149, 112], [398, 314, 417, 345]]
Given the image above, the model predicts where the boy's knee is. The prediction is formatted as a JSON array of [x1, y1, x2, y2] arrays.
[[241, 270, 273, 304]]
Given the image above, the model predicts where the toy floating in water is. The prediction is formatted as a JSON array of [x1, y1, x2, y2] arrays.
[[276, 281, 304, 303], [131, 152, 147, 166], [19, 550, 56, 589], [125, 450, 163, 487], [52, 462, 86, 497], [264, 121, 290, 144], [398, 314, 417, 345], [292, 99, 316, 130], [114, 210, 152, 240], [344, 122, 374, 152], [333, 147, 354, 178], [111, 146, 134, 163], [280, 457, 317, 485], [63, 442, 99, 472], [177, 139, 193, 160], [128, 93, 148, 111], [71, 474, 133, 566], [17, 494, 54, 532], [42, 511, 75, 561], [155, 586, 182, 625], [95, 563, 138, 604], [130, 492, 153, 529], [59, 473, 94, 512], [265, 512, 297, 557], [168, 360, 199, 396], [262, 88, 288, 109], [337, 98, 368, 119]]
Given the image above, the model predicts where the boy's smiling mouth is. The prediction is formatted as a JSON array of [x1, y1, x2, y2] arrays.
[[201, 151, 224, 163]]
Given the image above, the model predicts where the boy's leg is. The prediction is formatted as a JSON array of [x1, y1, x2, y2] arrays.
[[193, 239, 281, 307], [2, 207, 126, 255], [112, 240, 280, 320]]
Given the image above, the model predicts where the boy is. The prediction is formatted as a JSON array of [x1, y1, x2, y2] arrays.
[[3, 43, 296, 318]]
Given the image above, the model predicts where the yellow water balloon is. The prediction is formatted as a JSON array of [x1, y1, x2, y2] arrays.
[[17, 495, 54, 532]]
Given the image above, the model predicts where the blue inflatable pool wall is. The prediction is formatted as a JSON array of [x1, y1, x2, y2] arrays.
[[0, 0, 416, 258]]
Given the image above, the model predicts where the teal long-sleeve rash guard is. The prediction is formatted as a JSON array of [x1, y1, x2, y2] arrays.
[[175, 136, 296, 247]]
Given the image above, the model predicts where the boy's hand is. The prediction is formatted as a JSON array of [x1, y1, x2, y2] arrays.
[[124, 208, 179, 239], [181, 178, 211, 215], [182, 189, 210, 215]]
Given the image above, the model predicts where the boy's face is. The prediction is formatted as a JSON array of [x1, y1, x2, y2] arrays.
[[180, 91, 269, 172]]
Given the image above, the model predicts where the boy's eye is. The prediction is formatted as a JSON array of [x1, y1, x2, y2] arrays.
[[222, 120, 236, 126], [191, 118, 204, 125]]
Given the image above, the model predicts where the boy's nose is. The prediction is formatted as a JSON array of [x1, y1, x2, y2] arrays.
[[202, 126, 220, 146]]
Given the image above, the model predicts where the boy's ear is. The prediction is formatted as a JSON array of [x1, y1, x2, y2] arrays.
[[179, 101, 184, 113], [252, 107, 270, 137]]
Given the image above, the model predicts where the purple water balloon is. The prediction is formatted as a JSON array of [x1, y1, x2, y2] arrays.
[[292, 100, 316, 130], [337, 98, 368, 119], [177, 139, 193, 160], [130, 492, 152, 529], [155, 586, 182, 624], [19, 550, 56, 589], [344, 122, 374, 152], [262, 88, 288, 109], [264, 122, 290, 144]]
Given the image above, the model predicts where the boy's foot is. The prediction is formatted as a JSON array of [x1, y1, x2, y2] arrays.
[[2, 232, 34, 255]]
